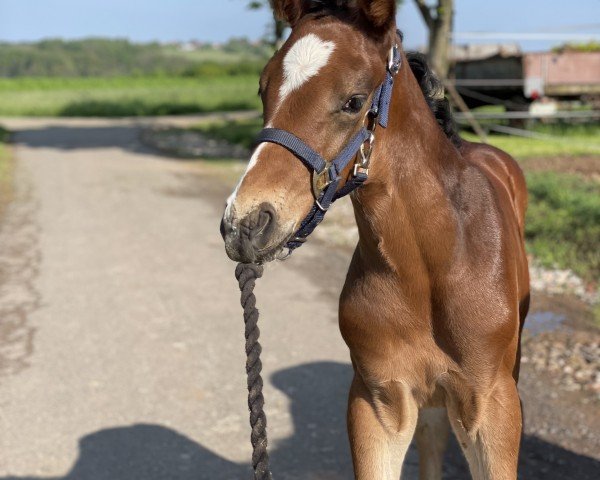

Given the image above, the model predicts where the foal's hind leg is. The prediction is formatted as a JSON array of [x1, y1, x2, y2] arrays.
[[414, 407, 450, 480], [347, 374, 418, 479], [447, 376, 521, 480]]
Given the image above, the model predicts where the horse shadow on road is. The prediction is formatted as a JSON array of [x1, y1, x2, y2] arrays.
[[2, 362, 598, 480]]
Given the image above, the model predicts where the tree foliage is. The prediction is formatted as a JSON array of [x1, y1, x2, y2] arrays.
[[552, 41, 600, 53], [0, 38, 269, 78]]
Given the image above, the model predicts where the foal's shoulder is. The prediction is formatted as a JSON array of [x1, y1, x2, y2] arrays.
[[459, 141, 521, 177], [458, 140, 528, 231]]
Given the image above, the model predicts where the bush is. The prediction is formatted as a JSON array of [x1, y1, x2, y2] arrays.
[[193, 118, 263, 149], [525, 172, 600, 281], [0, 38, 270, 78], [552, 41, 600, 53]]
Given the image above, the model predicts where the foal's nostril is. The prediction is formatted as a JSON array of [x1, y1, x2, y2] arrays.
[[223, 203, 281, 262], [238, 203, 278, 250], [252, 203, 277, 247], [255, 204, 275, 238], [220, 216, 228, 241]]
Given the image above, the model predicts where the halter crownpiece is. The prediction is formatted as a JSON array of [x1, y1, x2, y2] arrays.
[[254, 31, 402, 254]]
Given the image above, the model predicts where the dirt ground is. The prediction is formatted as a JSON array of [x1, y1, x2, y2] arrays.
[[520, 155, 600, 180], [0, 117, 598, 479]]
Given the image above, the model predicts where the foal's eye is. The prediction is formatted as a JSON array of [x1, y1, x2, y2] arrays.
[[342, 95, 367, 114]]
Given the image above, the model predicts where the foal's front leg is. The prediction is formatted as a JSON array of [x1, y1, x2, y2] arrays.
[[447, 374, 522, 480], [347, 374, 419, 479]]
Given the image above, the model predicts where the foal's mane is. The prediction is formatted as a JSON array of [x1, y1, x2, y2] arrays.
[[406, 52, 462, 147]]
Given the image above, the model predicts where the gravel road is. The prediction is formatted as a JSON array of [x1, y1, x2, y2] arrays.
[[0, 117, 597, 479]]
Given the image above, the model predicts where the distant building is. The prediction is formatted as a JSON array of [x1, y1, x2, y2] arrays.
[[450, 44, 600, 109], [523, 51, 600, 99]]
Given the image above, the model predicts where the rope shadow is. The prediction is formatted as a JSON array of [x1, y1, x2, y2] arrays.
[[1, 362, 598, 479]]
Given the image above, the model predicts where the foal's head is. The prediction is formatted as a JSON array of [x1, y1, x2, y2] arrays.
[[221, 0, 398, 263]]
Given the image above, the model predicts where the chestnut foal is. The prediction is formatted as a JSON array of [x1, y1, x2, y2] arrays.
[[221, 1, 530, 478]]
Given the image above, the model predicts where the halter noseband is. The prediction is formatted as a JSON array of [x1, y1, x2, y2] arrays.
[[254, 33, 402, 255]]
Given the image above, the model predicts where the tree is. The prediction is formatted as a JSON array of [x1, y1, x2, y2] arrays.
[[414, 0, 454, 78], [415, 0, 487, 141], [247, 1, 286, 49]]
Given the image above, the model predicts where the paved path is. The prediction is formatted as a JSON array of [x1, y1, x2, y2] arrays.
[[0, 117, 408, 480], [1, 118, 598, 480]]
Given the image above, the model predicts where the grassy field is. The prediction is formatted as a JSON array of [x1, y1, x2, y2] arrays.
[[462, 125, 600, 158], [526, 172, 599, 282], [193, 118, 600, 282], [160, 46, 269, 65], [196, 118, 600, 159], [0, 76, 261, 117]]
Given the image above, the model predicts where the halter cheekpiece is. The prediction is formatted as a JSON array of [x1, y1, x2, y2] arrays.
[[255, 32, 402, 255]]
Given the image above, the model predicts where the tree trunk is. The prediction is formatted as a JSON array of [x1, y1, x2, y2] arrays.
[[427, 0, 454, 78], [273, 18, 286, 49]]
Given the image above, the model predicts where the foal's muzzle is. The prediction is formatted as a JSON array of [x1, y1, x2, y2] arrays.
[[221, 203, 286, 263]]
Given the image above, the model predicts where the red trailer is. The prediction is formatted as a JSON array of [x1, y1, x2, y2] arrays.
[[452, 46, 600, 109]]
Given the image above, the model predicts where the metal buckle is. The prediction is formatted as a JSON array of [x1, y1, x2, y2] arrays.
[[312, 166, 332, 199], [388, 43, 400, 75]]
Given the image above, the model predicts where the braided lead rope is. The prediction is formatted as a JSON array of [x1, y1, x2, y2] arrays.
[[235, 263, 273, 480]]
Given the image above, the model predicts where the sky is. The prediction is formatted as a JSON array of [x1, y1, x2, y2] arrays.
[[1, 0, 599, 51]]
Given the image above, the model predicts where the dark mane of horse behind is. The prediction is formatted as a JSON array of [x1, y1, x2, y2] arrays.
[[406, 52, 462, 147]]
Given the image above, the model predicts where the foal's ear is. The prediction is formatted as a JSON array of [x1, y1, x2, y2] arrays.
[[271, 0, 310, 27], [355, 0, 396, 30]]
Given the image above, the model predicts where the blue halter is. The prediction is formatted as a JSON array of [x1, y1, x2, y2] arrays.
[[255, 35, 402, 254]]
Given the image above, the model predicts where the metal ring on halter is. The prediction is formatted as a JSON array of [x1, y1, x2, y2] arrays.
[[315, 197, 329, 212], [359, 132, 375, 167], [364, 108, 378, 130]]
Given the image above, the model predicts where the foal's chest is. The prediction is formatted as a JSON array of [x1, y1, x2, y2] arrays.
[[339, 273, 445, 399]]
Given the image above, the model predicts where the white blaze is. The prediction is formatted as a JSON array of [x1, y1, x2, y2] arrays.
[[224, 143, 266, 220], [279, 34, 335, 101], [225, 34, 335, 220]]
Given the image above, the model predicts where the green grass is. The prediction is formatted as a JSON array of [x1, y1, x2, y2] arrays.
[[160, 47, 270, 66], [462, 127, 600, 159], [525, 172, 599, 282], [0, 76, 261, 117], [193, 117, 263, 149], [197, 118, 600, 160]]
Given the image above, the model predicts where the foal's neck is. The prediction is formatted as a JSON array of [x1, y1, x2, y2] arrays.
[[352, 59, 464, 276]]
